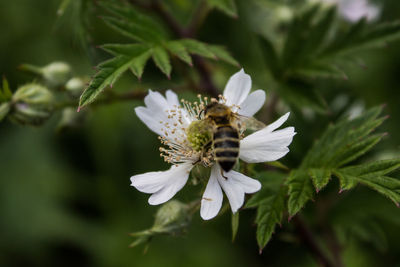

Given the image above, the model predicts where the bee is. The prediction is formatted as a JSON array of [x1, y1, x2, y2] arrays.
[[203, 102, 265, 175]]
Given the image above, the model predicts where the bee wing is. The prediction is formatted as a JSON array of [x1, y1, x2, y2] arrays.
[[234, 114, 266, 132]]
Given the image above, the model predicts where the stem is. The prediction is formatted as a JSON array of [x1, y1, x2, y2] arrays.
[[293, 216, 335, 267], [263, 91, 279, 124], [55, 90, 148, 110]]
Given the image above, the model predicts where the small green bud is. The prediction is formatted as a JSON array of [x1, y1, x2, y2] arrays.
[[186, 120, 212, 151], [129, 200, 191, 250], [20, 62, 72, 87], [152, 200, 190, 232], [0, 102, 11, 121], [9, 83, 54, 126], [42, 62, 71, 86], [65, 77, 85, 98]]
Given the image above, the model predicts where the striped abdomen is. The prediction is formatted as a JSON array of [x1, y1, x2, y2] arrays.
[[213, 125, 240, 172]]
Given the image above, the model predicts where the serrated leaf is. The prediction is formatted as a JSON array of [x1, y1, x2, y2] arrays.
[[302, 106, 383, 168], [207, 0, 237, 17], [79, 56, 130, 108], [102, 16, 164, 43], [207, 45, 239, 66], [98, 0, 166, 37], [330, 134, 383, 167], [336, 169, 400, 206], [101, 43, 148, 56], [231, 212, 239, 242], [308, 168, 331, 192], [181, 39, 216, 59], [101, 44, 152, 79], [340, 159, 400, 179], [79, 46, 151, 108], [166, 41, 193, 66], [129, 50, 152, 79], [334, 170, 358, 191], [287, 170, 314, 217], [152, 47, 172, 78], [278, 80, 327, 113], [246, 172, 287, 250]]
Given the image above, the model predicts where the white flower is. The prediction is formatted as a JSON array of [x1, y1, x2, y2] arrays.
[[130, 69, 296, 220], [317, 0, 380, 22]]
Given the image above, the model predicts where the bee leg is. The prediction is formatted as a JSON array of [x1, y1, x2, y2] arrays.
[[192, 157, 201, 165], [220, 169, 228, 180]]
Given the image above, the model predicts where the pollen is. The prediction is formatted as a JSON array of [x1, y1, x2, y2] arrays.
[[156, 95, 213, 168]]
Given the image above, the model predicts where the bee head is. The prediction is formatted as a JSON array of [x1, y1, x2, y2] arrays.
[[204, 103, 232, 121]]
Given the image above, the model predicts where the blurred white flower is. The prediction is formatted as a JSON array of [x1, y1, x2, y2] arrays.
[[130, 69, 296, 220], [318, 0, 380, 22]]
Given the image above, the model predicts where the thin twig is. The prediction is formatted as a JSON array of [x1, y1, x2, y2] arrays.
[[293, 216, 335, 267], [55, 90, 148, 110]]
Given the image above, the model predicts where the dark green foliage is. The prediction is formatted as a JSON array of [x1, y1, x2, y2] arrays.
[[246, 171, 287, 250], [259, 5, 400, 112], [78, 1, 238, 108], [286, 106, 400, 216]]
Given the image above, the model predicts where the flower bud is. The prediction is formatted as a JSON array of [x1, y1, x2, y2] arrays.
[[0, 102, 11, 121], [152, 200, 190, 233], [42, 62, 71, 86], [65, 77, 85, 98], [129, 200, 192, 249], [20, 62, 72, 87], [9, 83, 54, 126]]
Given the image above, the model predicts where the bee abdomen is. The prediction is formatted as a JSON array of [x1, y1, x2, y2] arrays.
[[213, 125, 240, 172]]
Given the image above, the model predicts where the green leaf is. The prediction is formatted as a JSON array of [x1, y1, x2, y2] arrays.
[[302, 106, 384, 168], [207, 0, 237, 17], [98, 0, 166, 36], [79, 46, 150, 108], [152, 47, 172, 78], [181, 39, 216, 59], [333, 170, 358, 191], [207, 45, 239, 66], [335, 159, 400, 203], [258, 36, 280, 79], [246, 172, 287, 250], [166, 41, 193, 66], [102, 16, 164, 43], [287, 170, 314, 217], [308, 168, 331, 192], [231, 212, 239, 242], [101, 44, 152, 79], [340, 159, 400, 179], [278, 79, 327, 113]]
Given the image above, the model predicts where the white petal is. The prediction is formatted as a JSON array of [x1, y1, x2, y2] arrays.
[[135, 106, 165, 137], [240, 126, 296, 163], [135, 90, 190, 138], [166, 90, 180, 107], [238, 90, 266, 117], [223, 69, 252, 107], [264, 112, 290, 133], [217, 167, 262, 213], [130, 163, 192, 205], [200, 166, 223, 220]]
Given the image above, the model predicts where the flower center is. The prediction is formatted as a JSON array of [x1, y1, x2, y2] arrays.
[[186, 120, 212, 152]]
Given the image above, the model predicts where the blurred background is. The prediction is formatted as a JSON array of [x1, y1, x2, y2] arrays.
[[1, 0, 400, 266]]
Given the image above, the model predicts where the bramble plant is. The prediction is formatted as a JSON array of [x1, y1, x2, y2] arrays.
[[2, 0, 400, 266]]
